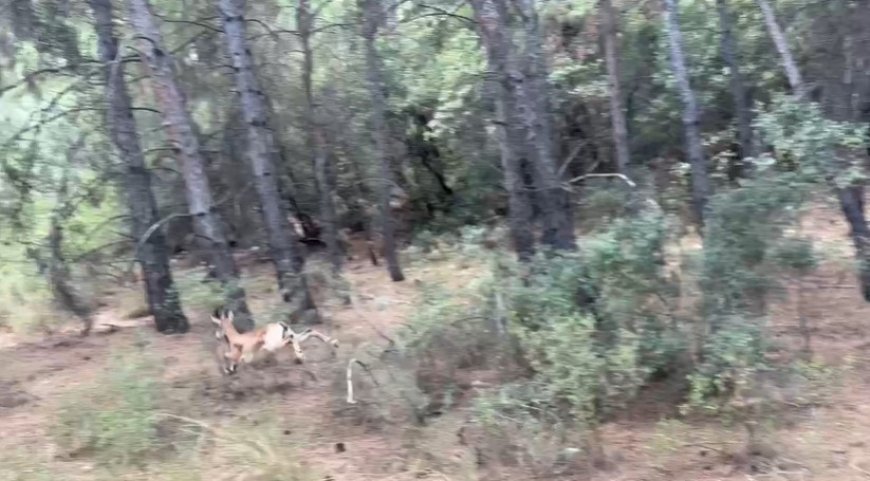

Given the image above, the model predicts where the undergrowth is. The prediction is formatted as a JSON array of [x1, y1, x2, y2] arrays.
[[51, 347, 165, 466], [391, 171, 848, 472]]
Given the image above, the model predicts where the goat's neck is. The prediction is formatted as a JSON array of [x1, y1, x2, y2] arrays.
[[222, 318, 244, 342]]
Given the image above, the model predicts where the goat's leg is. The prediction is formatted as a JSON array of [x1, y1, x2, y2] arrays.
[[284, 334, 306, 364], [223, 345, 244, 375], [295, 329, 340, 350]]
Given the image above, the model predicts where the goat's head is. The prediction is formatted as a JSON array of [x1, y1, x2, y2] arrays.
[[210, 308, 234, 340]]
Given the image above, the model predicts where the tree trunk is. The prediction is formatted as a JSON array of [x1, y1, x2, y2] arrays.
[[297, 0, 343, 273], [513, 0, 576, 251], [218, 0, 316, 315], [361, 0, 405, 281], [600, 0, 631, 174], [126, 0, 252, 330], [755, 0, 805, 98], [715, 0, 755, 174], [89, 0, 188, 334], [46, 159, 94, 336], [470, 0, 536, 260], [662, 0, 711, 228], [838, 186, 870, 301], [757, 0, 870, 302]]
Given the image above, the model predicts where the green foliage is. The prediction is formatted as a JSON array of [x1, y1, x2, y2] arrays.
[[576, 186, 633, 224], [401, 282, 497, 372], [770, 236, 819, 274], [0, 256, 55, 332], [493, 208, 677, 424], [786, 358, 851, 406], [700, 175, 809, 317], [51, 349, 163, 466], [754, 94, 867, 187], [517, 313, 644, 423], [391, 204, 679, 455], [459, 207, 682, 465], [174, 270, 226, 312], [690, 171, 822, 416], [686, 316, 768, 414]]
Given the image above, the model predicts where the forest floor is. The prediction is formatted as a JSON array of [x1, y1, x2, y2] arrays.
[[3, 201, 870, 480]]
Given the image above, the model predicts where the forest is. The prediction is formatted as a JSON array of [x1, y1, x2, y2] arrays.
[[2, 0, 870, 479]]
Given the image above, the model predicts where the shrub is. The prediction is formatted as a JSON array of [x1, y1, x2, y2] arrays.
[[686, 316, 769, 415], [452, 205, 683, 464]]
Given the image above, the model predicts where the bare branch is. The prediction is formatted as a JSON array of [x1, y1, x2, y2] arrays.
[[125, 182, 254, 275], [1, 108, 103, 151], [1, 67, 76, 97], [403, 4, 475, 25], [153, 13, 223, 33], [566, 173, 637, 188]]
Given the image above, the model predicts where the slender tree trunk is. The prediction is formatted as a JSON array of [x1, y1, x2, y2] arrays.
[[361, 0, 404, 281], [46, 158, 94, 336], [513, 0, 576, 251], [218, 0, 316, 315], [470, 0, 535, 260], [297, 0, 343, 272], [126, 0, 252, 330], [715, 0, 755, 172], [600, 0, 631, 174], [89, 0, 188, 334], [756, 0, 870, 301], [755, 0, 805, 98], [838, 185, 870, 301], [662, 0, 711, 228]]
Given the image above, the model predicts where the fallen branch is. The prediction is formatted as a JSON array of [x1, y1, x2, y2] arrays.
[[346, 357, 379, 404]]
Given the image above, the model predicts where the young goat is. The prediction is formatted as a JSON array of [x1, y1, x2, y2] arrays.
[[210, 309, 339, 375]]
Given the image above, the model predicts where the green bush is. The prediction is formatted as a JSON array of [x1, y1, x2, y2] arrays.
[[687, 316, 768, 414], [424, 204, 682, 464]]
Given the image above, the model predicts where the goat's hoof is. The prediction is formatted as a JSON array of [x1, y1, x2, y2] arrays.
[[331, 340, 340, 348], [295, 357, 304, 365]]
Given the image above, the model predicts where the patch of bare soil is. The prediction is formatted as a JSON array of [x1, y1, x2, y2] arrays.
[[3, 204, 870, 481]]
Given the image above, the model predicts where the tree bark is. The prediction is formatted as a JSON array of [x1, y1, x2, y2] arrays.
[[361, 0, 405, 281], [600, 0, 631, 174], [218, 0, 316, 314], [89, 0, 188, 334], [513, 0, 576, 251], [297, 0, 343, 273], [470, 0, 536, 260], [662, 0, 711, 228], [715, 0, 755, 173], [837, 187, 870, 301], [755, 0, 805, 98], [126, 0, 252, 330]]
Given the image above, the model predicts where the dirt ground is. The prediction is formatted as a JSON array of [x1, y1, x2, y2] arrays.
[[2, 202, 870, 480]]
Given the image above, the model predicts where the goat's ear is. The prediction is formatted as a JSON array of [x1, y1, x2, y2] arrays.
[[226, 310, 234, 323], [210, 314, 222, 326]]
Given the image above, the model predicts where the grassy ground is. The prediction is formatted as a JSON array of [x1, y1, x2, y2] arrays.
[[2, 202, 870, 480]]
